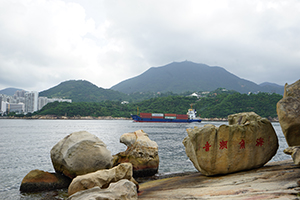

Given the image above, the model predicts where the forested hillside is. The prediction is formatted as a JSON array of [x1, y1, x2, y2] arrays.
[[32, 91, 282, 119], [39, 80, 126, 102], [194, 92, 281, 118], [38, 80, 181, 103]]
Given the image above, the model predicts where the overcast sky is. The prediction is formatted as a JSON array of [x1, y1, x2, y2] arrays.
[[0, 0, 299, 92]]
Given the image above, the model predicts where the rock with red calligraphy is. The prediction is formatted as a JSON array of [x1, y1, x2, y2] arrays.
[[183, 112, 278, 176], [277, 79, 300, 146]]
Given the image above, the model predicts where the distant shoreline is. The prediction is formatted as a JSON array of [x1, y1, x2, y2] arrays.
[[0, 115, 279, 122]]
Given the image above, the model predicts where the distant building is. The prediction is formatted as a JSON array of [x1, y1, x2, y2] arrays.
[[25, 91, 38, 113], [14, 90, 26, 98], [121, 101, 129, 104], [0, 91, 72, 114], [189, 92, 199, 98], [38, 97, 72, 110], [38, 97, 48, 110], [8, 103, 24, 114], [1, 101, 8, 115], [0, 96, 2, 112]]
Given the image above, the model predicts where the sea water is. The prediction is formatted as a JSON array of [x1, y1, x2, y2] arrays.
[[0, 119, 290, 199]]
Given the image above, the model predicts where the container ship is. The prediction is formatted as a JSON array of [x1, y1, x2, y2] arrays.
[[131, 108, 202, 123]]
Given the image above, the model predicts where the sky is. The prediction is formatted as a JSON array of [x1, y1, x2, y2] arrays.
[[0, 0, 300, 92]]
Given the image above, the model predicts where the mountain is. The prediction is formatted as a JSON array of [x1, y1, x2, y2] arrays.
[[39, 80, 127, 102], [259, 82, 284, 94], [0, 87, 25, 96], [111, 61, 284, 95]]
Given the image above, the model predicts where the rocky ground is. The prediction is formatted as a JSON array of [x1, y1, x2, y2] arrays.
[[138, 159, 300, 200]]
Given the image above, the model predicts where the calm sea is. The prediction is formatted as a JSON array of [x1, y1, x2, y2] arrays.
[[0, 119, 290, 199]]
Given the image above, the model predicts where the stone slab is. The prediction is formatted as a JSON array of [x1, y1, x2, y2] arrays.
[[139, 160, 300, 199]]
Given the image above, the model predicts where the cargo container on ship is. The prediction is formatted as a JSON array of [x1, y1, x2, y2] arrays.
[[131, 108, 201, 123]]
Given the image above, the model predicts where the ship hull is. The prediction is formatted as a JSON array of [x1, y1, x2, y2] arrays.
[[131, 115, 201, 123]]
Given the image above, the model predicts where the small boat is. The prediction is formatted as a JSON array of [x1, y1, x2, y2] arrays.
[[131, 108, 202, 123]]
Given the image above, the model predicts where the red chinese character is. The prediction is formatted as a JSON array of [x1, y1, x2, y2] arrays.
[[219, 140, 228, 149], [203, 141, 211, 152], [239, 139, 245, 149], [256, 137, 264, 147]]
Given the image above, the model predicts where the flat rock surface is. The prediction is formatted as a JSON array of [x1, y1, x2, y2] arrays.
[[139, 160, 300, 199]]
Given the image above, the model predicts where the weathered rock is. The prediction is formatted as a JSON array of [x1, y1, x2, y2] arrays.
[[138, 160, 300, 199], [283, 79, 300, 98], [277, 79, 300, 146], [50, 131, 113, 179], [20, 169, 71, 192], [113, 129, 159, 177], [183, 112, 278, 176], [68, 163, 138, 196], [68, 179, 137, 200], [283, 146, 300, 165]]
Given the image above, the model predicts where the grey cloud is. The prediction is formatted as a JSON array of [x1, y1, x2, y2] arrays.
[[0, 0, 299, 91]]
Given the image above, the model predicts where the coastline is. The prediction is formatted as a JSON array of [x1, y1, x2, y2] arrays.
[[138, 159, 300, 199], [0, 115, 131, 120], [0, 115, 279, 122], [15, 160, 297, 200]]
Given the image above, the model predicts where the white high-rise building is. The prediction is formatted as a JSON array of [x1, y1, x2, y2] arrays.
[[38, 97, 48, 110], [25, 91, 38, 113], [1, 101, 8, 115], [8, 103, 25, 114], [38, 97, 72, 110]]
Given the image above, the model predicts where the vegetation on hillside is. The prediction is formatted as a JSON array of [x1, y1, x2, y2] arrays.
[[32, 90, 283, 119], [38, 80, 184, 103], [194, 92, 281, 118], [39, 80, 127, 102]]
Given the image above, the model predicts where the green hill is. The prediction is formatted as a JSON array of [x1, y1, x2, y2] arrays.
[[34, 90, 282, 119], [39, 80, 127, 102], [110, 61, 283, 95]]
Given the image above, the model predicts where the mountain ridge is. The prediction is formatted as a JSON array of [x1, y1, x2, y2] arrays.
[[110, 61, 284, 95], [1, 61, 284, 101], [0, 87, 26, 96]]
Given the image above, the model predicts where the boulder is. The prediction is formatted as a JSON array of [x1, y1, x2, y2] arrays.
[[51, 131, 113, 179], [20, 169, 71, 192], [68, 179, 137, 200], [277, 79, 300, 146], [183, 112, 278, 176], [68, 163, 138, 196], [113, 129, 159, 177], [283, 146, 300, 165]]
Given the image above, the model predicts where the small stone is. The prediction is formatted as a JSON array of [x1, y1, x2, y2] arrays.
[[68, 163, 138, 196], [283, 146, 300, 165], [297, 179, 300, 186], [68, 179, 137, 200]]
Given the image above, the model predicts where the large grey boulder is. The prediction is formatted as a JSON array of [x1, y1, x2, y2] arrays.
[[68, 179, 137, 200], [51, 131, 113, 179], [183, 112, 278, 176], [277, 79, 300, 146]]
